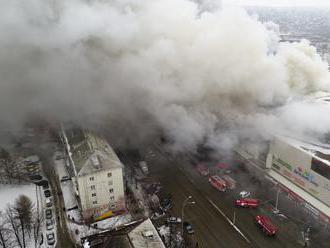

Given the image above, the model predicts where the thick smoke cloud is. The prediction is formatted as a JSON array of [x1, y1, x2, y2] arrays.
[[0, 0, 330, 151]]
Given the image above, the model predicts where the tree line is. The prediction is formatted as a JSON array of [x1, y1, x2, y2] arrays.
[[0, 195, 42, 248]]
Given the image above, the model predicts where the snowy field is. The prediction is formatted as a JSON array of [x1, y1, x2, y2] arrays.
[[0, 183, 37, 210]]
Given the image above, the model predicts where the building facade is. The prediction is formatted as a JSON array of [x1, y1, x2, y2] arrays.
[[266, 136, 330, 222], [62, 127, 125, 221]]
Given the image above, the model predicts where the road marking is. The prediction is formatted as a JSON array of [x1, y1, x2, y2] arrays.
[[207, 197, 251, 244]]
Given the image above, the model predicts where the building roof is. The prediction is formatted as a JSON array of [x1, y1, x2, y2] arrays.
[[277, 135, 330, 167], [65, 128, 123, 177], [128, 219, 165, 248]]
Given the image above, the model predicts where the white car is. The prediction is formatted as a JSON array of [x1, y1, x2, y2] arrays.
[[239, 191, 251, 198]]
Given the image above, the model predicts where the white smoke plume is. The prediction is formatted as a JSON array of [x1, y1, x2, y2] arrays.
[[0, 0, 330, 151]]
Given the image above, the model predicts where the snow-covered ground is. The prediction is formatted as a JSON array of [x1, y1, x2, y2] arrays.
[[0, 183, 54, 248], [0, 183, 37, 210]]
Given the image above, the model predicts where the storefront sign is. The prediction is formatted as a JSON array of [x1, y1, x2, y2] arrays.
[[293, 166, 319, 187]]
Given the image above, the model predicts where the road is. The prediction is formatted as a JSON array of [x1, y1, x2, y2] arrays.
[[39, 145, 75, 248], [142, 147, 308, 248]]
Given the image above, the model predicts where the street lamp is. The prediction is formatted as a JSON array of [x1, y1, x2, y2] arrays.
[[181, 195, 195, 235], [274, 188, 280, 214]]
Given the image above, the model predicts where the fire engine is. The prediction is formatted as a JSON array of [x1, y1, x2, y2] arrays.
[[235, 198, 259, 208], [196, 163, 209, 176], [222, 175, 236, 190], [208, 175, 227, 192], [255, 215, 278, 236]]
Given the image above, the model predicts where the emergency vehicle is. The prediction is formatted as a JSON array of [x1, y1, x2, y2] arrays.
[[235, 198, 259, 208], [255, 215, 278, 236], [222, 175, 236, 190], [208, 175, 227, 192]]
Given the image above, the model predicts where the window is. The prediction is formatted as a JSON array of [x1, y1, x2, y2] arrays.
[[91, 185, 96, 190], [109, 188, 114, 193], [110, 196, 115, 201], [89, 176, 94, 181], [93, 201, 98, 204], [108, 181, 113, 186], [311, 158, 330, 180], [107, 172, 112, 177], [92, 193, 96, 197]]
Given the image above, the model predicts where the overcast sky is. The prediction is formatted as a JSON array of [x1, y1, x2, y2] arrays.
[[223, 0, 330, 7]]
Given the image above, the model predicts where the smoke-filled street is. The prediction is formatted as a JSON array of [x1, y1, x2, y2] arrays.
[[1, 1, 330, 248], [139, 144, 329, 248]]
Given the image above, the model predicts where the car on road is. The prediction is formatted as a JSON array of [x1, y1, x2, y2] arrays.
[[239, 191, 251, 198], [166, 217, 182, 224], [235, 198, 259, 208], [255, 215, 278, 236], [44, 189, 51, 198], [183, 222, 194, 234], [46, 232, 55, 245], [46, 219, 54, 231], [45, 209, 52, 219]]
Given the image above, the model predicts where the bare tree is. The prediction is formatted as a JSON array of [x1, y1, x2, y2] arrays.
[[0, 211, 11, 248], [6, 207, 23, 248]]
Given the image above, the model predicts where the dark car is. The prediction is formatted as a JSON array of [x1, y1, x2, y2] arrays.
[[160, 198, 173, 212], [45, 209, 52, 219], [44, 190, 51, 198], [46, 232, 55, 245], [184, 222, 194, 234]]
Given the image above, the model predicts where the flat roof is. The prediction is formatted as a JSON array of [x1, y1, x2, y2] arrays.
[[128, 219, 165, 248], [276, 135, 330, 167], [268, 170, 330, 218]]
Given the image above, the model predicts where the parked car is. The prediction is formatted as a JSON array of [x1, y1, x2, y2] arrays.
[[160, 198, 173, 212], [44, 190, 51, 198], [46, 219, 53, 231], [235, 198, 259, 208], [46, 232, 55, 245], [60, 176, 70, 182], [239, 191, 251, 198], [45, 198, 52, 208], [183, 222, 194, 234], [255, 215, 278, 236], [45, 209, 52, 219], [166, 217, 182, 224]]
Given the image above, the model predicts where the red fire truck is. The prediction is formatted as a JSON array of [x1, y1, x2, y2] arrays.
[[196, 163, 209, 176], [208, 175, 227, 192], [222, 175, 236, 190], [235, 198, 259, 208], [255, 215, 278, 236]]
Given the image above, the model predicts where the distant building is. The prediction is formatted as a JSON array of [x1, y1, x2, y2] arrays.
[[61, 128, 125, 222]]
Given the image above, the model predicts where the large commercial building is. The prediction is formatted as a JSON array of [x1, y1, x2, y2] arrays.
[[61, 128, 125, 222], [266, 135, 330, 223]]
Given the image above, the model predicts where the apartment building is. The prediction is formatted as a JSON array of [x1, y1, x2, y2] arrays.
[[62, 128, 125, 221]]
